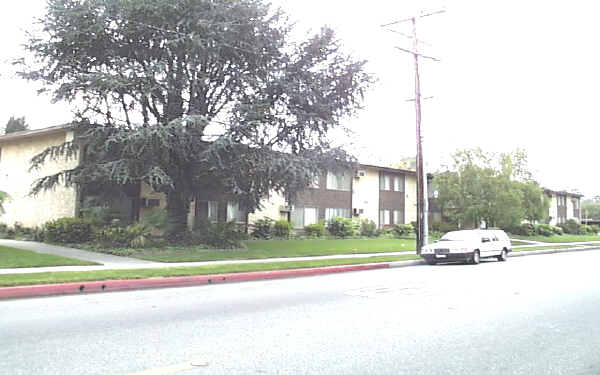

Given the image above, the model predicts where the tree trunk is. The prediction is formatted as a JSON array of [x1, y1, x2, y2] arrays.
[[165, 191, 190, 241]]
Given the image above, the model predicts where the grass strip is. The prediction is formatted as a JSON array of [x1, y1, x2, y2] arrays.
[[511, 234, 600, 243], [513, 245, 582, 252], [130, 238, 416, 263], [0, 246, 98, 268], [0, 254, 420, 287]]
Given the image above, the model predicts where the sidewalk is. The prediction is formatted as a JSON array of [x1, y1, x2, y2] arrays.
[[1, 239, 599, 300], [2, 238, 600, 275]]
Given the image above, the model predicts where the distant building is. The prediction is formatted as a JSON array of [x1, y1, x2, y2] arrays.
[[543, 188, 582, 225]]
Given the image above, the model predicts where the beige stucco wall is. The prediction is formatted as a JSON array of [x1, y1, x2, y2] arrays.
[[0, 131, 78, 228], [351, 167, 380, 224], [138, 183, 195, 231], [405, 175, 418, 224], [248, 191, 288, 226], [547, 195, 558, 225]]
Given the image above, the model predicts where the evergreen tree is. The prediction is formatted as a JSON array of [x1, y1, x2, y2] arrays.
[[18, 0, 373, 238], [4, 116, 29, 134]]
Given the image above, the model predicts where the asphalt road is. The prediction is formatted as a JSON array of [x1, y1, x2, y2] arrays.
[[2, 250, 600, 375]]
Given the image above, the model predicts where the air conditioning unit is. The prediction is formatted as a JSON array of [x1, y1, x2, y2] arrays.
[[355, 170, 366, 178], [353, 208, 364, 216]]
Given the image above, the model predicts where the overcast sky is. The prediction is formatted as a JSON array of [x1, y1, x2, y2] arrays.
[[1, 1, 598, 197]]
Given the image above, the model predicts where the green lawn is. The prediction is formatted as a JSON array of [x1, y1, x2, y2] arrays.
[[133, 238, 415, 263], [0, 254, 420, 287], [0, 246, 99, 268], [511, 234, 600, 243], [511, 240, 531, 246]]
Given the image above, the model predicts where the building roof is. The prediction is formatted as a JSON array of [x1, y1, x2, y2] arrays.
[[543, 188, 584, 198], [359, 163, 417, 175], [0, 124, 71, 143]]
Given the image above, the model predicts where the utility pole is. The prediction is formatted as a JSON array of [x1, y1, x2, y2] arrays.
[[382, 9, 444, 253]]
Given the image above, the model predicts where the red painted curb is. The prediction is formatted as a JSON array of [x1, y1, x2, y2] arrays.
[[0, 263, 390, 300]]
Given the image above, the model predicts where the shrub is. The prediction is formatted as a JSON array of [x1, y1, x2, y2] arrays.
[[327, 216, 355, 238], [393, 224, 414, 237], [140, 208, 168, 233], [535, 224, 554, 237], [506, 223, 536, 236], [580, 224, 595, 234], [429, 221, 456, 234], [559, 219, 581, 235], [550, 225, 563, 235], [44, 217, 94, 244], [304, 221, 327, 237], [273, 219, 294, 238], [93, 223, 152, 248], [251, 217, 274, 239], [360, 219, 378, 237], [196, 220, 247, 249]]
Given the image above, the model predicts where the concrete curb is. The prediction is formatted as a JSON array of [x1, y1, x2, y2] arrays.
[[0, 263, 389, 300]]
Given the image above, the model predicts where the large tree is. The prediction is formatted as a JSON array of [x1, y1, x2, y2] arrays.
[[19, 0, 372, 237], [3, 116, 29, 134], [434, 149, 548, 229], [582, 201, 600, 220]]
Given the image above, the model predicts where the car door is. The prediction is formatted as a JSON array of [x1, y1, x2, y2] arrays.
[[480, 236, 493, 256]]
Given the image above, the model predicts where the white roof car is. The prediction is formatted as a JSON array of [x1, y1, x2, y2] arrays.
[[420, 229, 512, 265]]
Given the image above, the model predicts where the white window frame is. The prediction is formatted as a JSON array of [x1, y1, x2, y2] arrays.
[[326, 208, 350, 220], [207, 201, 218, 222], [326, 171, 351, 191], [393, 210, 402, 225], [309, 175, 320, 189], [227, 202, 245, 223], [380, 209, 390, 227], [394, 176, 404, 192]]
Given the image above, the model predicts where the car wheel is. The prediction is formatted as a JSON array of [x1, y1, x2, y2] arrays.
[[471, 250, 480, 265], [425, 258, 437, 265], [497, 249, 507, 262]]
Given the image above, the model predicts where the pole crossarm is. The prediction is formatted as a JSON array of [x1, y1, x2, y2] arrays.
[[394, 46, 440, 62], [405, 96, 434, 102], [380, 9, 446, 28]]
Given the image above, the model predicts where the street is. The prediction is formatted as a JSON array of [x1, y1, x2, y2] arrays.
[[2, 250, 600, 375]]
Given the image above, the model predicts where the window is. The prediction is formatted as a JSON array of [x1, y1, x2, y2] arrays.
[[558, 196, 566, 206], [393, 210, 403, 225], [380, 174, 391, 191], [309, 175, 320, 189], [380, 209, 390, 227], [326, 172, 351, 191], [304, 207, 318, 226], [227, 202, 245, 222], [394, 176, 405, 192], [291, 206, 319, 228], [325, 208, 350, 220], [207, 201, 218, 222]]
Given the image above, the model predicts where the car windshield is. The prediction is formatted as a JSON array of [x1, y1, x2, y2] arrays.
[[439, 231, 474, 241]]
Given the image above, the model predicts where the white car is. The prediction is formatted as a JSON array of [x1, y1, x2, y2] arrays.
[[420, 229, 512, 265]]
